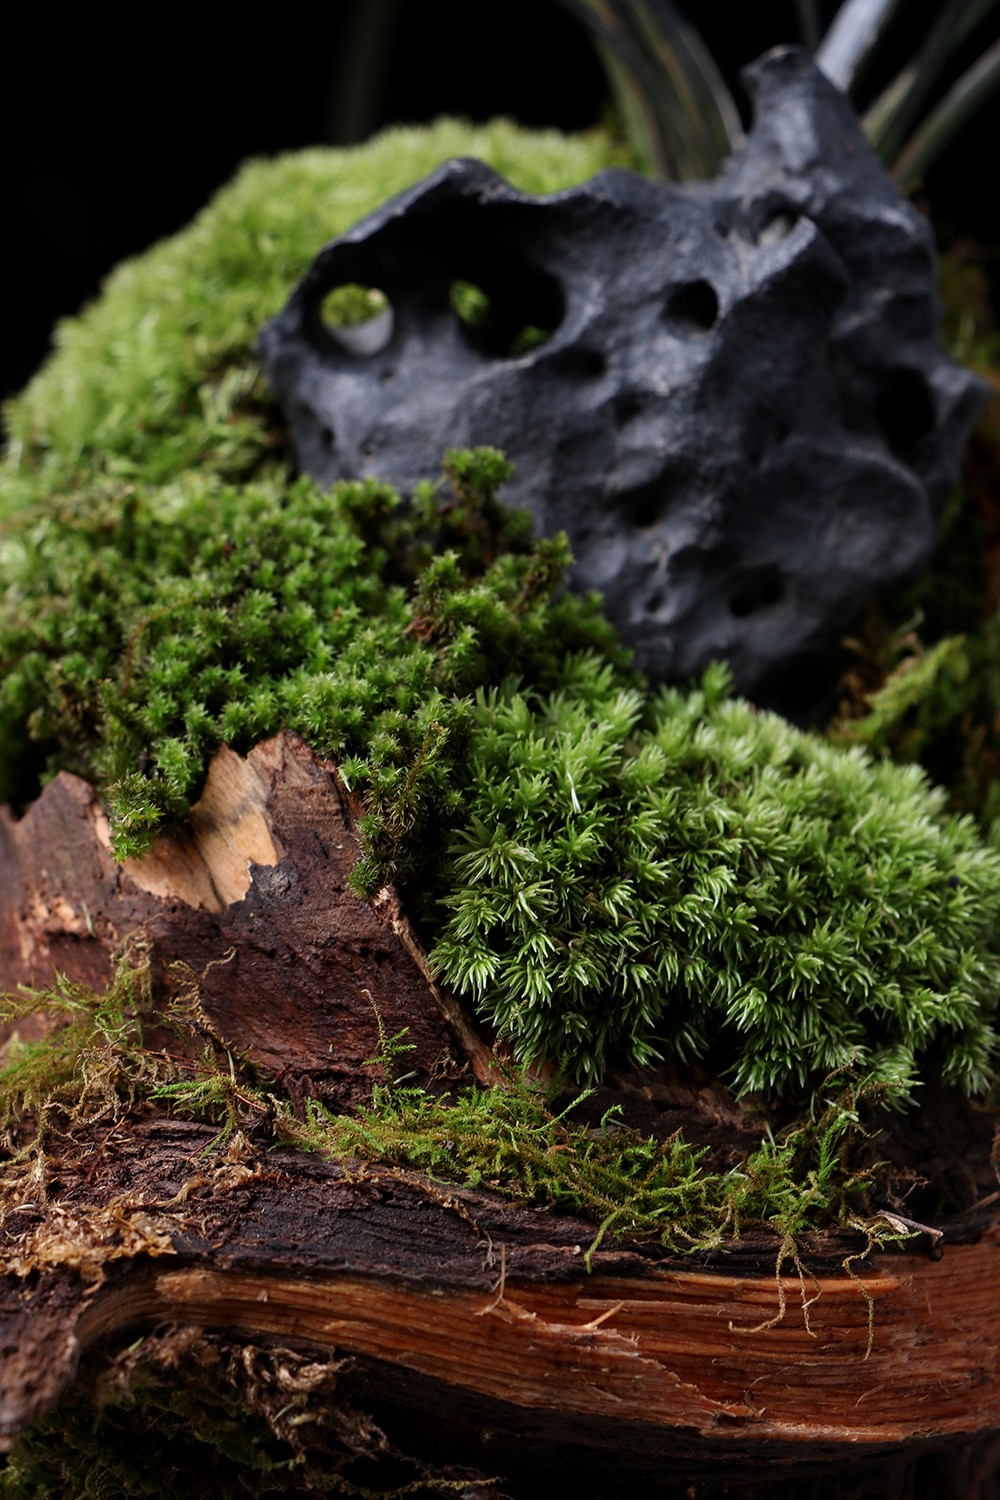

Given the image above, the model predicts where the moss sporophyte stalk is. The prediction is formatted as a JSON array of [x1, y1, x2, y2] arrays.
[[1, 124, 1000, 1264]]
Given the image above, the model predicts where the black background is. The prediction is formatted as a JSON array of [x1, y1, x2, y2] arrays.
[[4, 0, 998, 415]]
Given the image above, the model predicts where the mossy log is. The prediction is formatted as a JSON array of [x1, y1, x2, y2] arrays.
[[2, 733, 999, 1497], [0, 732, 489, 1104]]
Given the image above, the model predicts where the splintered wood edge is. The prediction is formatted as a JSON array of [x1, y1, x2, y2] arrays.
[[9, 1223, 1000, 1453], [122, 742, 283, 912], [0, 731, 494, 1083]]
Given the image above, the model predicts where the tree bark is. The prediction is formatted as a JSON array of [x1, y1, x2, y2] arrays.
[[1, 733, 998, 1497], [0, 732, 489, 1102]]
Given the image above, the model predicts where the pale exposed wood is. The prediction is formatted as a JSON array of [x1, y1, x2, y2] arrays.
[[122, 742, 282, 911]]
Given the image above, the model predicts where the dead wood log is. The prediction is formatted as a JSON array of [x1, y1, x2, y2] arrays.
[[1, 1116, 999, 1496], [0, 732, 490, 1102], [1, 734, 999, 1496]]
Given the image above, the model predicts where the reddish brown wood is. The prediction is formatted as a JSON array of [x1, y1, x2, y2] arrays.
[[0, 1117, 998, 1493]]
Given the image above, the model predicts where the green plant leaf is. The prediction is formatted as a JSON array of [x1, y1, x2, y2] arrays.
[[557, 0, 741, 178], [815, 0, 906, 92], [862, 0, 1000, 168], [891, 36, 1000, 189]]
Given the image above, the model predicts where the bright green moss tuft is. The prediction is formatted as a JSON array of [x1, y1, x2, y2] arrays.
[[431, 663, 1000, 1094], [0, 451, 621, 866], [2, 129, 1000, 1106]]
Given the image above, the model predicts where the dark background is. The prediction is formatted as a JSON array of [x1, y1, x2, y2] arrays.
[[4, 0, 998, 415]]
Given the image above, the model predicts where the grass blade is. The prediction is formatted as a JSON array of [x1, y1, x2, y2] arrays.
[[892, 37, 1000, 188], [796, 0, 823, 52], [862, 0, 999, 163], [816, 0, 905, 91], [557, 0, 741, 179]]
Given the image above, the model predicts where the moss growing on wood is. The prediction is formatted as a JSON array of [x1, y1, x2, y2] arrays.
[[300, 1051, 898, 1268], [3, 448, 998, 1095], [0, 956, 904, 1278], [0, 449, 619, 866], [3, 121, 1000, 1500]]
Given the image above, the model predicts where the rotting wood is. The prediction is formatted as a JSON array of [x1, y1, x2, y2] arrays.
[[0, 1118, 998, 1468], [0, 732, 487, 1101], [2, 737, 1000, 1494]]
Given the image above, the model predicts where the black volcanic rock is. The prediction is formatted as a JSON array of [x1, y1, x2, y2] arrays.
[[259, 47, 986, 715]]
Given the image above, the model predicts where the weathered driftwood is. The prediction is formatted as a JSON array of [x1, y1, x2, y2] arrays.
[[1, 733, 999, 1496]]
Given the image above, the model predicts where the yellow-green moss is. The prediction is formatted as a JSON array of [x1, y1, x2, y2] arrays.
[[0, 956, 904, 1269], [1, 122, 622, 509]]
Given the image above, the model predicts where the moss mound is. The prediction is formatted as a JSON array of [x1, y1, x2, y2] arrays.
[[1, 125, 1000, 1102], [433, 667, 1000, 1092], [1, 121, 620, 509]]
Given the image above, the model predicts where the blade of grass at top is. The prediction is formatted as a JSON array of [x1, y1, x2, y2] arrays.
[[862, 0, 1000, 166], [891, 37, 1000, 190], [632, 0, 743, 173], [557, 0, 741, 179], [559, 0, 675, 177], [816, 0, 906, 91], [795, 0, 823, 52]]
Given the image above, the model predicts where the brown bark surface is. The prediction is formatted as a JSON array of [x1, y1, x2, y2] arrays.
[[1, 733, 999, 1496], [0, 732, 488, 1102], [2, 1118, 1000, 1472]]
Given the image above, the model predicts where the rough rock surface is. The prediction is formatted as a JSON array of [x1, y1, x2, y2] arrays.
[[260, 47, 986, 715]]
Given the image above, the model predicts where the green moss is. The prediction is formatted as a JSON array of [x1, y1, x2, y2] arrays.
[[0, 957, 902, 1271], [2, 127, 1000, 1108], [431, 662, 1000, 1093], [0, 950, 165, 1132], [1, 121, 621, 510], [0, 450, 621, 866], [296, 1054, 896, 1266], [5, 445, 997, 1097]]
